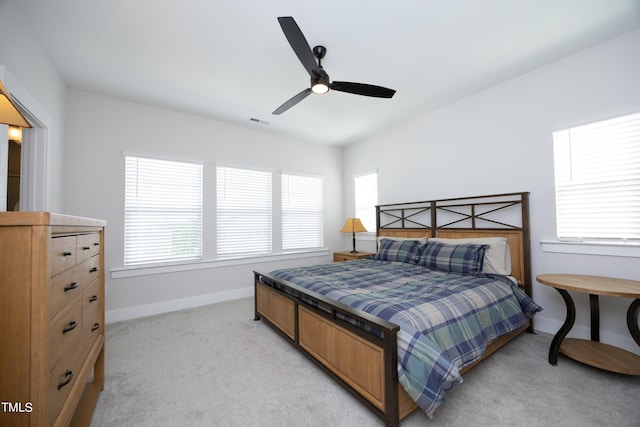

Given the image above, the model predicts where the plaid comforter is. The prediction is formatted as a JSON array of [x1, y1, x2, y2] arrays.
[[270, 258, 541, 417]]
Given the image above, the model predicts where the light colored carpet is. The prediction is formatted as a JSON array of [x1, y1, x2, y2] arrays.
[[90, 297, 640, 426]]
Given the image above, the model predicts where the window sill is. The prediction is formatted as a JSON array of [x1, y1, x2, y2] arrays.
[[110, 249, 330, 279], [540, 240, 640, 258]]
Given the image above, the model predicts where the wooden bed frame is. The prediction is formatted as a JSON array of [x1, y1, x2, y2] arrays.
[[254, 192, 532, 426]]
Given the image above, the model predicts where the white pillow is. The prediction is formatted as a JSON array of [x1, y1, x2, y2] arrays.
[[429, 237, 511, 275]]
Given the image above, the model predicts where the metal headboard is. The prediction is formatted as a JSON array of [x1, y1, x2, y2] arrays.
[[376, 192, 531, 295]]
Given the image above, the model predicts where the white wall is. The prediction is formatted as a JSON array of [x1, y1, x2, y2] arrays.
[[4, 0, 639, 353], [0, 0, 68, 211], [345, 29, 640, 354], [63, 90, 344, 322], [1, 0, 345, 323]]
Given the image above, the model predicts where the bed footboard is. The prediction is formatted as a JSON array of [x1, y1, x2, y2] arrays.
[[254, 271, 411, 426]]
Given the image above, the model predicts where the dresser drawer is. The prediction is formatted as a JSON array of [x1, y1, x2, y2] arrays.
[[73, 280, 102, 357], [47, 342, 87, 427], [83, 280, 101, 330], [49, 297, 82, 368], [76, 233, 101, 264], [49, 256, 99, 318], [78, 319, 102, 359], [51, 236, 77, 276]]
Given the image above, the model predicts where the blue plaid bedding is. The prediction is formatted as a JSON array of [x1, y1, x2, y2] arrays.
[[270, 258, 541, 417]]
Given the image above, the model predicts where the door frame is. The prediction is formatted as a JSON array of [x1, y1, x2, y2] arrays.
[[1, 65, 49, 211]]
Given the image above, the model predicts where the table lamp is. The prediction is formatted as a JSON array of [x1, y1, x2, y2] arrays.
[[340, 218, 367, 253]]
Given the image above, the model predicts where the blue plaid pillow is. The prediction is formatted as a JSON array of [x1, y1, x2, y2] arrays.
[[418, 241, 487, 273], [374, 238, 421, 264]]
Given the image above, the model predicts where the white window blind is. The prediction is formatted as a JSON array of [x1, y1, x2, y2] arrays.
[[124, 156, 203, 265], [282, 174, 323, 250], [355, 172, 378, 232], [217, 166, 272, 257], [553, 111, 640, 241]]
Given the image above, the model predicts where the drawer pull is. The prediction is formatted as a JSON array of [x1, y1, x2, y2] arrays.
[[57, 370, 73, 390], [89, 295, 99, 303], [83, 246, 91, 251], [94, 242, 100, 246], [64, 282, 79, 292], [92, 323, 100, 332], [62, 321, 78, 334], [90, 267, 99, 273], [63, 251, 73, 257]]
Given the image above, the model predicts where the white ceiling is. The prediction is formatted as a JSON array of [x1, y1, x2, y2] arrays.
[[16, 0, 640, 146]]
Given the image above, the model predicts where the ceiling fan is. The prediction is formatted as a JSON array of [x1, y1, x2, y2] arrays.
[[273, 16, 396, 115]]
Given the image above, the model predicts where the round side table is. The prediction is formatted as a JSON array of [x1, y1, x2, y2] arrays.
[[537, 274, 640, 375]]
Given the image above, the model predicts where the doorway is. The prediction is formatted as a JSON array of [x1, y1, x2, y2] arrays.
[[7, 132, 22, 211], [0, 108, 48, 212], [0, 66, 48, 212], [1, 123, 37, 212], [6, 129, 21, 210]]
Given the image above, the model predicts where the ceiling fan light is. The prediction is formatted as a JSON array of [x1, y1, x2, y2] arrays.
[[311, 81, 329, 95]]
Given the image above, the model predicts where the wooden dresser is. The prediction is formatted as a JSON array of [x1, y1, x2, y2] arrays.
[[0, 213, 106, 427]]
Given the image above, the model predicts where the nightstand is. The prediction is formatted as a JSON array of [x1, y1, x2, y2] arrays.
[[333, 251, 375, 262]]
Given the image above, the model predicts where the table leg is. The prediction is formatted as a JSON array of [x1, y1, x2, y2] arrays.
[[589, 294, 600, 342], [627, 299, 640, 347], [549, 288, 575, 366]]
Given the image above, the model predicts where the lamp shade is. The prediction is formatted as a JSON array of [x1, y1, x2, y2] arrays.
[[0, 80, 31, 128], [340, 218, 367, 233]]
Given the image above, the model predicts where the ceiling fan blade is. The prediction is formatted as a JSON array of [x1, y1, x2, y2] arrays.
[[330, 81, 396, 98], [278, 16, 321, 77], [273, 88, 312, 115]]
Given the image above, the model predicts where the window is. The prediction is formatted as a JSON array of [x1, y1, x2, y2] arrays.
[[552, 111, 640, 242], [355, 172, 378, 232], [282, 173, 323, 250], [217, 166, 272, 257], [124, 156, 203, 265]]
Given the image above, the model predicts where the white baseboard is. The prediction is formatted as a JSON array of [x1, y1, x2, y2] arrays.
[[105, 287, 254, 324], [534, 315, 640, 356]]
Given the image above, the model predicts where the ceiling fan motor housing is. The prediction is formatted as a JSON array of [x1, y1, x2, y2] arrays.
[[313, 45, 327, 60]]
